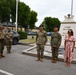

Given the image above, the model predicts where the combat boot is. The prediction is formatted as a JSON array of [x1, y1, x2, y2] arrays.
[[54, 59, 57, 63], [1, 53, 5, 58], [51, 60, 55, 63], [40, 58, 43, 62], [7, 49, 11, 54], [7, 51, 11, 54], [36, 58, 40, 61]]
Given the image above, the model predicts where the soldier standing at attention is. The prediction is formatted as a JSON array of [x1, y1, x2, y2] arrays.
[[0, 25, 5, 58], [36, 25, 47, 62], [5, 27, 13, 53], [51, 27, 62, 63]]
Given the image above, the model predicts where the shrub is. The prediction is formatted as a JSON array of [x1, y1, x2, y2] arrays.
[[18, 30, 27, 39]]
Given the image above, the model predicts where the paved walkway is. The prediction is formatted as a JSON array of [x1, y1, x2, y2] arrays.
[[0, 45, 76, 75]]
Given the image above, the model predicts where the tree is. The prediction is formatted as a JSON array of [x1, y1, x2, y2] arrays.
[[0, 0, 10, 23], [42, 17, 61, 32], [9, 0, 16, 23], [0, 0, 16, 24], [52, 18, 61, 30], [0, 0, 38, 31], [18, 2, 30, 30], [29, 10, 37, 29]]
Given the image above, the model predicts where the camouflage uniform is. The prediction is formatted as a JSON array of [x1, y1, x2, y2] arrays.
[[5, 30, 13, 53], [36, 30, 47, 60], [51, 32, 62, 61], [0, 26, 5, 58]]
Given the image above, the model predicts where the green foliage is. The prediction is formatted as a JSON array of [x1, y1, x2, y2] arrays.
[[0, 0, 38, 30], [0, 0, 10, 22], [29, 10, 38, 29], [18, 30, 27, 39], [18, 2, 31, 30], [9, 0, 16, 23], [42, 17, 61, 32], [0, 0, 16, 23]]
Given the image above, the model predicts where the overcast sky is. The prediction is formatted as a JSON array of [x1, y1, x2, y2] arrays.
[[20, 0, 76, 26]]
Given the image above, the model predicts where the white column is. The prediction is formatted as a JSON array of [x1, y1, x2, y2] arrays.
[[16, 0, 18, 32], [71, 0, 73, 16]]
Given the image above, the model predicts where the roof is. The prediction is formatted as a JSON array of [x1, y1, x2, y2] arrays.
[[1, 22, 15, 27]]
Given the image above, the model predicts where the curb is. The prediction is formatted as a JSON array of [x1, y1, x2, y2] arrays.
[[18, 42, 51, 46], [19, 42, 76, 64], [18, 42, 35, 46], [22, 52, 76, 64]]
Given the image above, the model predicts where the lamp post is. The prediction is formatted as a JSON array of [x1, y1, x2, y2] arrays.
[[16, 0, 18, 32]]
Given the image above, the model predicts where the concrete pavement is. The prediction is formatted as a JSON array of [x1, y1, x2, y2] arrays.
[[0, 51, 76, 75], [22, 44, 76, 64], [0, 45, 76, 75]]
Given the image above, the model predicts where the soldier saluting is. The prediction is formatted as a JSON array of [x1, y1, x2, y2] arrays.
[[0, 25, 5, 58], [36, 25, 47, 62], [51, 26, 62, 63]]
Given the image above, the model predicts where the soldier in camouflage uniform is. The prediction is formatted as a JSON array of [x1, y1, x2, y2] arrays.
[[5, 27, 13, 53], [36, 25, 47, 62], [51, 27, 62, 63], [0, 25, 5, 58]]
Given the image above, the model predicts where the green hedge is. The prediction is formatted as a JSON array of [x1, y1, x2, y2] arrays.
[[18, 30, 27, 39]]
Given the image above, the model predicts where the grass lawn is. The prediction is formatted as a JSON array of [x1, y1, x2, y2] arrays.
[[19, 35, 51, 43], [19, 36, 36, 43]]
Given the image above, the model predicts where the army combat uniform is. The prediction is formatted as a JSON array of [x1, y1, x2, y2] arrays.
[[0, 26, 5, 58], [51, 32, 62, 62], [5, 31, 13, 53], [36, 30, 47, 61]]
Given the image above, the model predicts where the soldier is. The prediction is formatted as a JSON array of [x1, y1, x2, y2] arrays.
[[36, 25, 47, 62], [5, 27, 13, 53], [0, 25, 5, 58], [51, 27, 62, 63]]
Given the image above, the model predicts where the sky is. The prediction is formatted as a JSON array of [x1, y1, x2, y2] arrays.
[[20, 0, 76, 27]]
